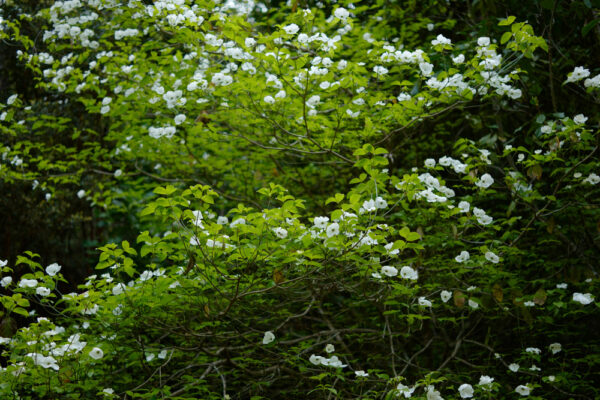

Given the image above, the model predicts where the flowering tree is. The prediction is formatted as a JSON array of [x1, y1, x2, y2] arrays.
[[0, 0, 599, 399]]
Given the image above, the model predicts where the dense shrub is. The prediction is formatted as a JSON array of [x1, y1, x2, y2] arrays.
[[0, 1, 598, 399]]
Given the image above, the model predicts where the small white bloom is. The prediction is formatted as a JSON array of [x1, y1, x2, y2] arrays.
[[334, 7, 350, 21], [273, 227, 288, 239], [556, 283, 567, 289], [89, 347, 104, 360], [283, 23, 299, 35], [46, 263, 61, 276], [262, 331, 275, 345], [485, 251, 499, 263], [325, 344, 335, 353], [455, 251, 470, 263], [354, 370, 368, 377], [509, 363, 520, 372], [525, 347, 541, 354], [458, 383, 474, 398], [468, 299, 479, 309], [326, 222, 340, 237], [1, 276, 12, 287], [400, 266, 418, 281], [549, 343, 561, 355], [477, 37, 491, 46], [36, 287, 51, 296], [174, 114, 186, 125], [476, 173, 494, 189], [573, 114, 587, 125], [19, 279, 38, 288], [440, 290, 452, 303], [313, 216, 329, 229], [515, 385, 531, 396], [523, 301, 535, 307], [381, 266, 398, 277], [418, 297, 432, 307], [424, 158, 436, 168], [573, 292, 594, 305]]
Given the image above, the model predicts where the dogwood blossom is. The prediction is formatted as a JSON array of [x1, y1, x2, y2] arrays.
[[455, 251, 470, 263], [573, 292, 594, 305], [89, 347, 104, 360], [262, 331, 275, 344], [46, 263, 62, 276], [381, 266, 398, 277], [458, 383, 474, 398]]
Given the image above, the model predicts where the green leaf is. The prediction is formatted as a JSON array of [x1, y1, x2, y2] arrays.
[[500, 31, 512, 44], [499, 16, 516, 26], [582, 19, 598, 37]]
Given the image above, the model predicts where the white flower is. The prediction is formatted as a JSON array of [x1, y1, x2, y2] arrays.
[[112, 283, 126, 296], [36, 287, 51, 297], [400, 266, 418, 280], [158, 349, 168, 359], [479, 375, 494, 390], [381, 266, 398, 277], [441, 290, 452, 303], [475, 173, 494, 189], [217, 216, 229, 225], [477, 37, 490, 46], [426, 385, 443, 400], [354, 370, 368, 377], [452, 54, 465, 64], [549, 343, 561, 354], [418, 297, 432, 307], [306, 95, 320, 109], [89, 347, 104, 360], [362, 199, 376, 212], [573, 114, 587, 124], [114, 169, 123, 177], [326, 223, 340, 237], [373, 65, 389, 75], [525, 347, 541, 354], [431, 34, 451, 46], [419, 62, 434, 76], [424, 158, 436, 168], [397, 383, 415, 398], [19, 279, 38, 288], [273, 227, 288, 239], [1, 276, 12, 287], [283, 23, 299, 35], [427, 23, 435, 31], [334, 7, 350, 21], [556, 283, 567, 289], [174, 114, 186, 125], [566, 66, 590, 83], [309, 354, 325, 365], [573, 292, 594, 305], [397, 93, 411, 102], [455, 251, 470, 263], [100, 105, 110, 114], [458, 201, 470, 213], [374, 196, 387, 209], [468, 299, 479, 309], [263, 95, 275, 104], [371, 272, 382, 279], [46, 263, 61, 276], [262, 331, 275, 345], [515, 385, 531, 396], [77, 189, 86, 198], [509, 363, 520, 372], [583, 173, 600, 185], [103, 388, 115, 394], [325, 344, 335, 353], [523, 301, 535, 307], [485, 251, 499, 263], [7, 94, 18, 105], [458, 383, 474, 398], [314, 216, 329, 229]]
